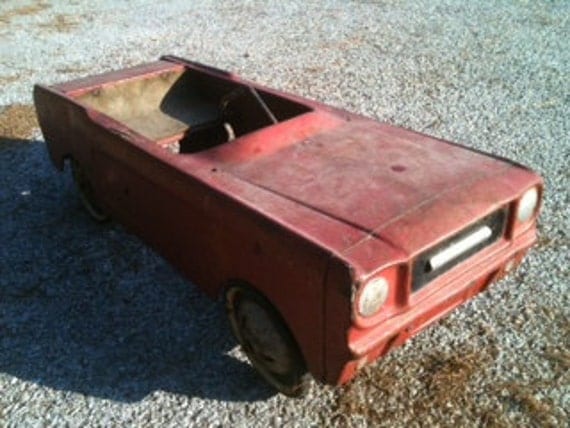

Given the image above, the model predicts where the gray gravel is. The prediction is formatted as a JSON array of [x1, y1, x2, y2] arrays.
[[1, 0, 569, 426]]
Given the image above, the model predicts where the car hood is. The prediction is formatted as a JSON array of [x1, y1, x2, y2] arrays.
[[223, 119, 515, 254]]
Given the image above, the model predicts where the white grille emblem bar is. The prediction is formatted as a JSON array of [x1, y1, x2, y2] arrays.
[[428, 225, 493, 272]]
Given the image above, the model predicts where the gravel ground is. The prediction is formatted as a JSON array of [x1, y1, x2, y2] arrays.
[[1, 0, 568, 426]]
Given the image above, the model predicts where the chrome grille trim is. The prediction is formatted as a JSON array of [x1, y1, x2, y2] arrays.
[[412, 209, 507, 292]]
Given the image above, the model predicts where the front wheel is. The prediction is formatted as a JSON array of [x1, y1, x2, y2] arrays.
[[225, 285, 310, 397], [70, 159, 109, 222]]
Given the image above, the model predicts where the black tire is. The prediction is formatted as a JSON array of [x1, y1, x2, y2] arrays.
[[70, 159, 109, 222], [225, 284, 310, 397]]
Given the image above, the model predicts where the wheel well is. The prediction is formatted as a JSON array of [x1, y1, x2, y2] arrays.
[[61, 154, 72, 171], [223, 279, 307, 370]]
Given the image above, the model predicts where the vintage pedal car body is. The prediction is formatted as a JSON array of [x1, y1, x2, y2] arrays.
[[34, 55, 543, 396]]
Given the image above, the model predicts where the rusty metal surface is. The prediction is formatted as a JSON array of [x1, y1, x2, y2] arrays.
[[33, 57, 543, 386]]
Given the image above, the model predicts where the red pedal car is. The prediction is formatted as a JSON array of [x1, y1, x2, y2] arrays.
[[34, 55, 543, 396]]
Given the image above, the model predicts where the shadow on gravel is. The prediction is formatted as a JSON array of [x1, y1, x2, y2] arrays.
[[0, 138, 274, 403]]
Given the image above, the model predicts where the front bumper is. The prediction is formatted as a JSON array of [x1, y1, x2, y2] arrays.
[[337, 225, 537, 385]]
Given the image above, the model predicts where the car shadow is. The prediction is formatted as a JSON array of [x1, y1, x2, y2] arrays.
[[0, 137, 274, 403]]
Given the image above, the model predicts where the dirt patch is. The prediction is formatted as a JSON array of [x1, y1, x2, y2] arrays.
[[0, 104, 38, 140], [56, 66, 89, 75], [38, 14, 79, 33], [496, 368, 568, 428], [0, 1, 50, 25], [320, 36, 364, 52], [304, 66, 325, 74], [0, 75, 21, 86], [544, 347, 570, 373], [537, 234, 554, 248], [331, 341, 566, 427], [332, 345, 498, 426]]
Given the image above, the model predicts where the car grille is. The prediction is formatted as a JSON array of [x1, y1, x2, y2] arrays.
[[411, 209, 507, 292]]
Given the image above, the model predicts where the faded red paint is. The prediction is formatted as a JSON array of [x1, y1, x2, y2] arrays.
[[33, 56, 543, 386]]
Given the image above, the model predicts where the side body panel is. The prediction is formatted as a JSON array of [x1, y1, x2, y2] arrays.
[[34, 83, 330, 381]]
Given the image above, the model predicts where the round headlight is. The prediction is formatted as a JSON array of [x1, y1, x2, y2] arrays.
[[358, 277, 389, 317], [517, 187, 538, 222]]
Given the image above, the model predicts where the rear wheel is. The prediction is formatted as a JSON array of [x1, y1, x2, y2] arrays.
[[225, 285, 310, 397], [70, 159, 109, 222]]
